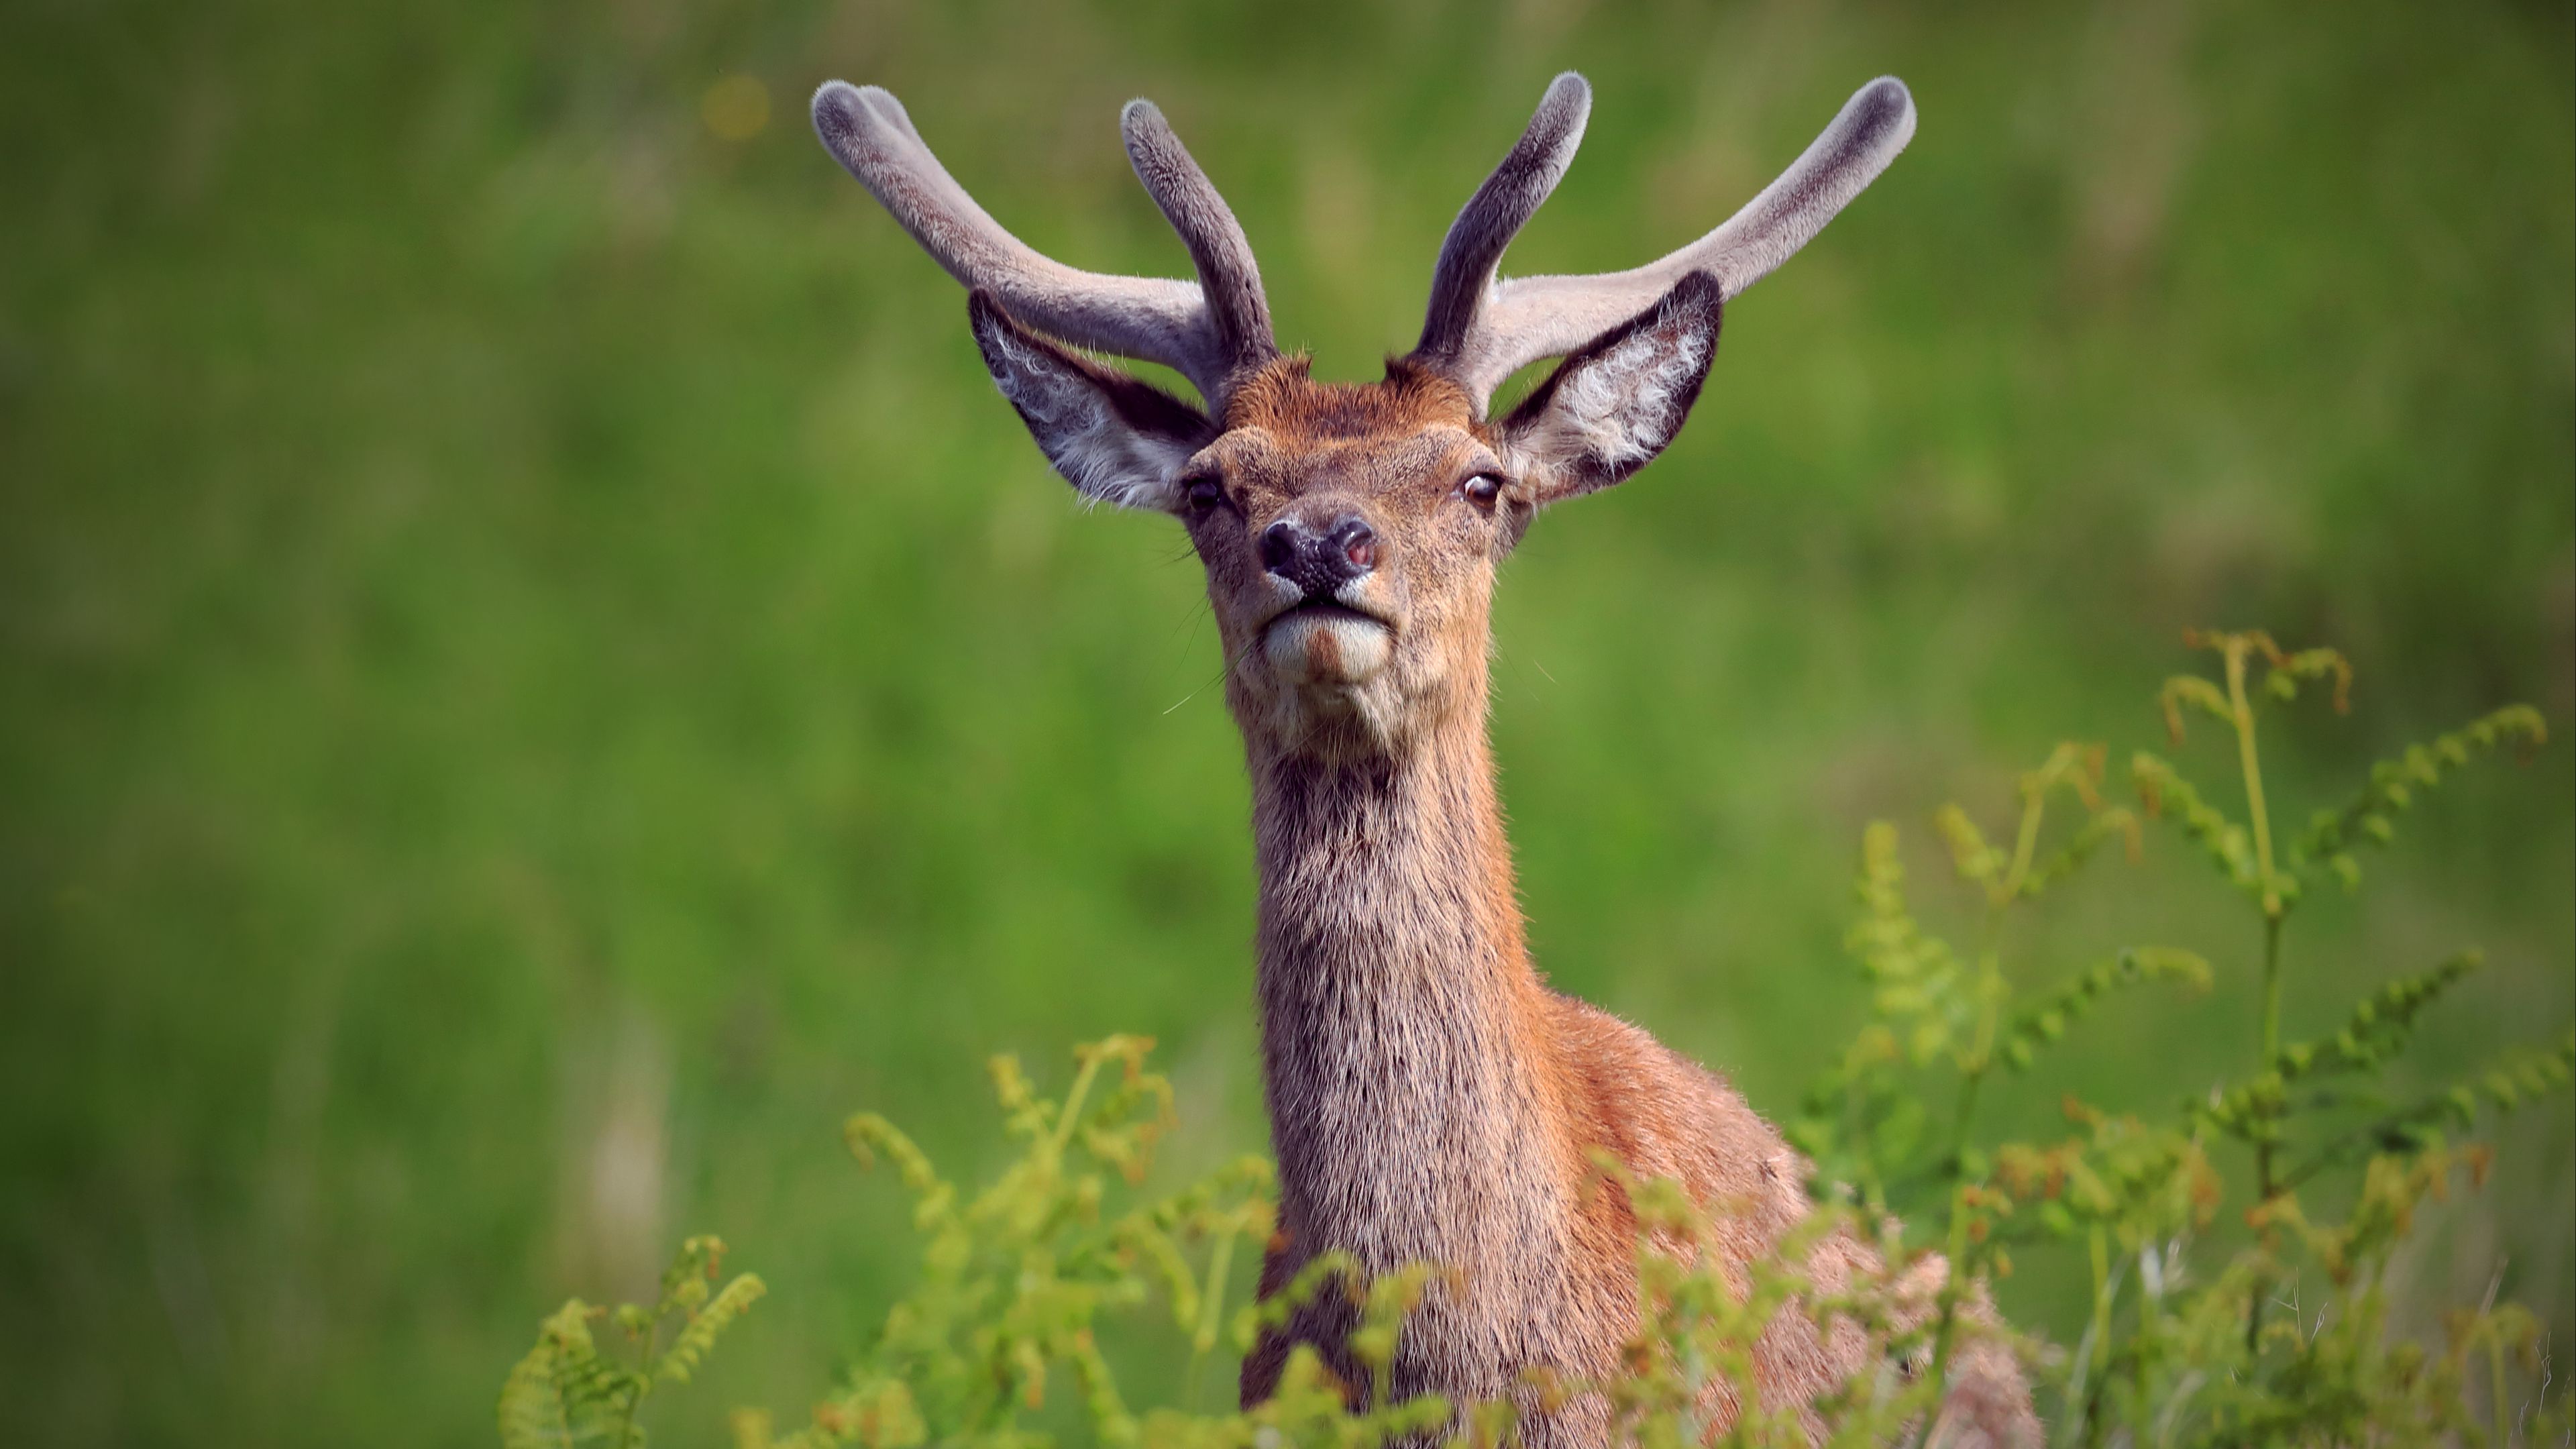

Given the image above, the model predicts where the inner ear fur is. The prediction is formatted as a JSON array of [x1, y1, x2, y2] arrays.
[[1499, 270, 1723, 505], [967, 290, 1215, 511]]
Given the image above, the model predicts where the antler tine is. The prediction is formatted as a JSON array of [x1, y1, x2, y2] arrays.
[[1434, 76, 1917, 408], [812, 81, 1242, 405], [1411, 72, 1593, 375], [1122, 100, 1277, 390]]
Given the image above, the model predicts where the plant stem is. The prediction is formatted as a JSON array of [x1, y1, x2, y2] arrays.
[[2089, 1224, 2113, 1373], [2221, 639, 2282, 918], [2258, 912, 2285, 1068], [1929, 786, 2049, 1422], [2256, 908, 2284, 1191], [1051, 1051, 1106, 1159], [1184, 1224, 1236, 1408], [2061, 1222, 2113, 1439], [2222, 637, 2293, 1356], [2245, 890, 2288, 1360], [1956, 937, 2001, 1153], [1950, 796, 2029, 1181], [619, 1316, 663, 1449]]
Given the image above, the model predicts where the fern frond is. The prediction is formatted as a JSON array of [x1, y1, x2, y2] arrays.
[[845, 1113, 955, 1230], [1845, 822, 1973, 1064], [1994, 1106, 2216, 1245], [655, 1273, 768, 1386], [2015, 806, 2142, 901], [2277, 952, 2482, 1084], [2132, 752, 2260, 895], [2000, 948, 2212, 1071], [498, 1300, 604, 1449], [1933, 804, 2004, 885], [2159, 674, 2237, 743], [2263, 645, 2353, 712], [2200, 953, 2483, 1145], [2280, 1031, 2576, 1191], [497, 1299, 646, 1449], [2292, 705, 2547, 886], [790, 1378, 924, 1449]]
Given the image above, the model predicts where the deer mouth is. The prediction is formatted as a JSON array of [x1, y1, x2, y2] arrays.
[[1265, 598, 1391, 633], [1261, 598, 1395, 686]]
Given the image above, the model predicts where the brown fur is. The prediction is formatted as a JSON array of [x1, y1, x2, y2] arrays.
[[1174, 356, 2039, 1446]]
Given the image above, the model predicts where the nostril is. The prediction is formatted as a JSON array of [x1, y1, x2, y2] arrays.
[[1337, 519, 1377, 574], [1260, 520, 1300, 576]]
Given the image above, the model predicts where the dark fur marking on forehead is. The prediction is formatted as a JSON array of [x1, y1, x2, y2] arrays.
[[1222, 356, 1480, 440]]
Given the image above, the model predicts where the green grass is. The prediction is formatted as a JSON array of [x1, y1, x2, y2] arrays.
[[2, 1, 2570, 1444]]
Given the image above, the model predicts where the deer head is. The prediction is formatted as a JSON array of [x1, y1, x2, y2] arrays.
[[813, 74, 1913, 760]]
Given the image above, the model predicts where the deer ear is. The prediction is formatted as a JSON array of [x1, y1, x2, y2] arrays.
[[1497, 272, 1721, 506], [968, 290, 1214, 513]]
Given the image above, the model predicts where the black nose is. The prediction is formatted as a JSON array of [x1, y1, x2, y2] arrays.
[[1260, 514, 1378, 599]]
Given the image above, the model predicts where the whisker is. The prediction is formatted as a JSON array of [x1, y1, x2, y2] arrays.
[[1165, 629, 1254, 716]]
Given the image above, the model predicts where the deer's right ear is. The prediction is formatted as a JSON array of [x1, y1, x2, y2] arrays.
[[968, 291, 1214, 513]]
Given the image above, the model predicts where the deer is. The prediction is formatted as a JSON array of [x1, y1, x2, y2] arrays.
[[811, 71, 2040, 1448]]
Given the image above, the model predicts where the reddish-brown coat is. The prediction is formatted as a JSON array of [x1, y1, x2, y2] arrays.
[[1210, 358, 2035, 1447]]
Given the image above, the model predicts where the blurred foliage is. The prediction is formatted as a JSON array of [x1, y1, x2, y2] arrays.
[[499, 1236, 766, 1448], [511, 639, 2573, 1445], [2, 1, 2571, 1445], [1790, 635, 2571, 1443]]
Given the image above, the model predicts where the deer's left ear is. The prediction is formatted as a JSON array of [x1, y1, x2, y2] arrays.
[[968, 290, 1215, 513], [1497, 272, 1722, 506]]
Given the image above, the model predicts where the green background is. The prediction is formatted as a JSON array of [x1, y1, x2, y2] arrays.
[[3, 1, 2570, 1443]]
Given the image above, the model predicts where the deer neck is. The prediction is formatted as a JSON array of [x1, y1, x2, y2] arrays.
[[1246, 710, 1568, 1275]]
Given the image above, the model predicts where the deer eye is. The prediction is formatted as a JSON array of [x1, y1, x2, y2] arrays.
[[1181, 474, 1226, 513], [1455, 472, 1505, 513]]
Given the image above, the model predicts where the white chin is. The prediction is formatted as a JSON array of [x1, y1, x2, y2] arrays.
[[1263, 612, 1393, 688]]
